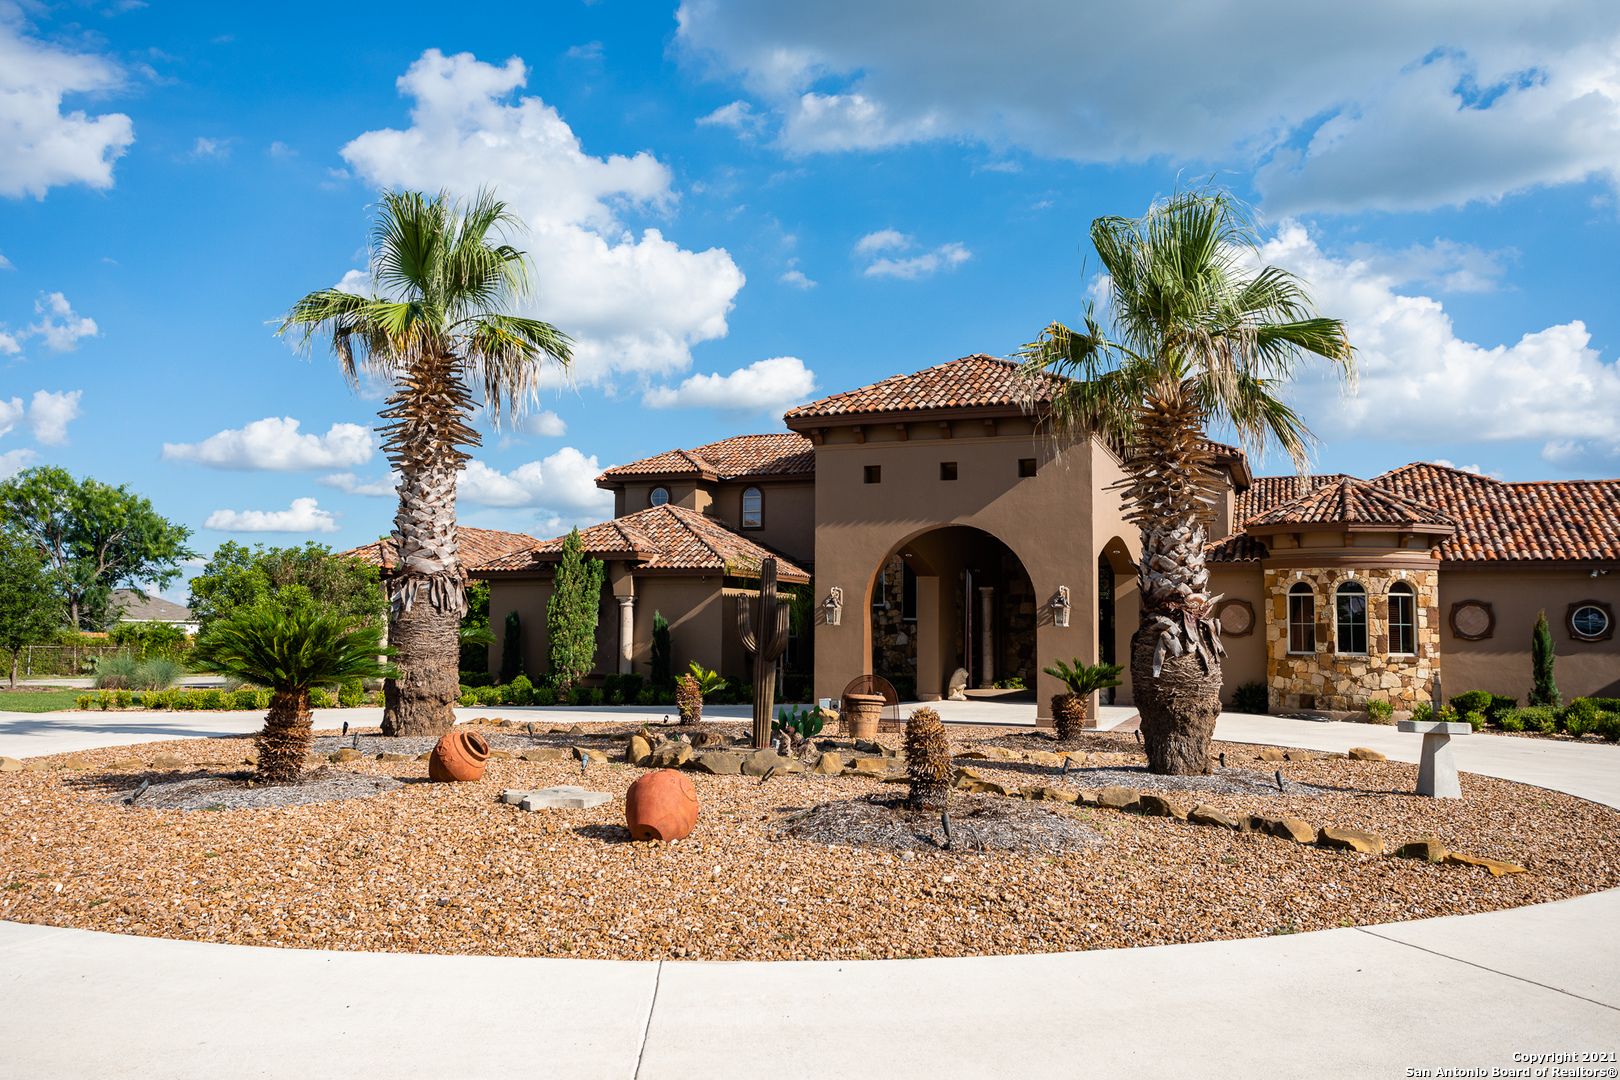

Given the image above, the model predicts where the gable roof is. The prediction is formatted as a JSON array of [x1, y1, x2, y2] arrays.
[[469, 504, 810, 582], [597, 433, 814, 485], [1243, 476, 1455, 532], [784, 354, 1064, 422], [110, 589, 193, 623], [340, 527, 539, 575]]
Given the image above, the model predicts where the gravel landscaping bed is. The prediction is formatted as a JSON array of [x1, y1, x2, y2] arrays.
[[773, 794, 1106, 853], [83, 767, 405, 812], [2, 719, 1616, 962]]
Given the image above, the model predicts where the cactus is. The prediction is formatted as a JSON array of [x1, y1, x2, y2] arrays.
[[904, 707, 952, 809], [738, 557, 792, 749], [772, 704, 824, 749]]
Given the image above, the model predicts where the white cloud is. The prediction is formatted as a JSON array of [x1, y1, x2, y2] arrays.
[[1430, 459, 1484, 475], [316, 471, 400, 497], [698, 100, 765, 136], [25, 389, 81, 445], [0, 329, 20, 355], [854, 229, 909, 255], [190, 136, 230, 160], [334, 269, 371, 296], [205, 497, 341, 534], [643, 355, 816, 413], [863, 242, 970, 280], [457, 448, 614, 521], [675, 1, 1620, 213], [0, 16, 136, 199], [1254, 222, 1620, 465], [566, 41, 604, 61], [779, 268, 816, 289], [0, 249, 12, 268], [0, 448, 36, 479], [516, 409, 567, 437], [0, 396, 24, 438], [339, 49, 745, 384], [27, 292, 97, 351], [162, 417, 375, 471]]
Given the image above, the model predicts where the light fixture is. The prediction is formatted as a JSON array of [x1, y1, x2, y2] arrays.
[[1052, 585, 1071, 628], [823, 586, 844, 626]]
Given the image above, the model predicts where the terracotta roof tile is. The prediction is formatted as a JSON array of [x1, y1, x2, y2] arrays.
[[599, 433, 814, 483], [469, 504, 810, 582], [339, 527, 538, 575], [784, 355, 1063, 419], [1244, 476, 1455, 530], [1205, 533, 1269, 563]]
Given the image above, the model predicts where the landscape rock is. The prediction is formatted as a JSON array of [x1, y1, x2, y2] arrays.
[[963, 779, 1016, 797], [955, 750, 988, 760], [375, 753, 412, 762], [1348, 747, 1387, 761], [329, 749, 363, 764], [487, 750, 516, 760], [1396, 837, 1448, 862], [1096, 785, 1141, 811], [743, 750, 800, 777], [648, 743, 693, 769], [63, 757, 89, 770], [1254, 748, 1286, 762], [980, 746, 1022, 762], [1136, 794, 1188, 820], [572, 747, 609, 765], [812, 752, 845, 775], [1443, 852, 1528, 876], [521, 747, 571, 763], [567, 724, 585, 735], [1027, 751, 1065, 767], [1021, 786, 1078, 803], [1188, 804, 1239, 829], [415, 752, 432, 761], [845, 757, 894, 777], [109, 759, 142, 770], [692, 752, 744, 775], [1318, 826, 1384, 854], [0, 757, 21, 773], [626, 735, 652, 765], [1247, 815, 1315, 843], [853, 739, 883, 755], [1078, 791, 1100, 806], [151, 754, 186, 770]]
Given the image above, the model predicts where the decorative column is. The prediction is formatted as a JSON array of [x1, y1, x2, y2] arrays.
[[616, 595, 636, 674], [977, 585, 995, 688]]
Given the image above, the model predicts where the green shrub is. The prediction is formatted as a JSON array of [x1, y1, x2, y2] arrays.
[[534, 687, 557, 706], [507, 675, 535, 706], [1597, 712, 1620, 743], [588, 688, 605, 706], [133, 658, 182, 690], [75, 693, 93, 710], [338, 679, 365, 708], [114, 689, 132, 709], [657, 688, 677, 706], [565, 685, 588, 707], [192, 688, 227, 710], [1487, 694, 1517, 723], [1561, 698, 1599, 733], [93, 654, 141, 690], [470, 686, 499, 707], [1365, 699, 1394, 723], [458, 688, 477, 707], [309, 688, 334, 709], [636, 688, 658, 706], [459, 671, 494, 688], [1497, 711, 1526, 732], [1461, 710, 1486, 732], [1411, 702, 1433, 722], [1586, 697, 1620, 712], [1230, 681, 1268, 715], [1513, 706, 1557, 733], [603, 673, 644, 704], [233, 687, 260, 710], [1448, 690, 1491, 716]]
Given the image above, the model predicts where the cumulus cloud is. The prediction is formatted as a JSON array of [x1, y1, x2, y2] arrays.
[[0, 328, 20, 355], [339, 49, 745, 384], [516, 409, 567, 437], [0, 448, 37, 479], [457, 448, 615, 522], [1253, 222, 1620, 465], [25, 389, 81, 445], [162, 417, 375, 471], [0, 16, 136, 199], [643, 355, 816, 414], [779, 268, 816, 289], [697, 100, 765, 137], [675, 1, 1620, 213], [27, 293, 97, 351], [853, 231, 970, 279], [205, 498, 341, 534], [316, 471, 400, 497], [0, 397, 24, 439]]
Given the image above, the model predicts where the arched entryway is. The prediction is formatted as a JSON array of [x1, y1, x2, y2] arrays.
[[867, 526, 1036, 701]]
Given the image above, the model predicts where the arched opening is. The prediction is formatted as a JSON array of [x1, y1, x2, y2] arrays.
[[1388, 581, 1416, 655], [1336, 580, 1368, 655], [1288, 582, 1315, 654], [867, 525, 1035, 701], [1097, 555, 1116, 704]]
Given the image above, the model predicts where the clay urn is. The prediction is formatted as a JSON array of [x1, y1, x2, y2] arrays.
[[429, 730, 490, 783], [842, 693, 885, 739], [625, 769, 698, 842]]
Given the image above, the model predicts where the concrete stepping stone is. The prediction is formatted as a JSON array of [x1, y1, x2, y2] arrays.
[[501, 786, 612, 811]]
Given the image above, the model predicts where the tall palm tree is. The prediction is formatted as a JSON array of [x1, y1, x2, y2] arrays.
[[192, 606, 393, 783], [280, 190, 573, 736], [1016, 189, 1355, 775]]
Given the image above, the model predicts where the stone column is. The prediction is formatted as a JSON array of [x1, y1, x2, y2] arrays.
[[977, 585, 995, 688], [616, 595, 636, 674]]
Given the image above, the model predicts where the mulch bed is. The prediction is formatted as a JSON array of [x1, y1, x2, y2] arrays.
[[1, 718, 1616, 963]]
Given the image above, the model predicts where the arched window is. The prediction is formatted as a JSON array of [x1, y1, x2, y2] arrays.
[[1336, 581, 1368, 654], [741, 486, 763, 529], [649, 486, 669, 507], [1287, 582, 1315, 654], [1388, 581, 1416, 655]]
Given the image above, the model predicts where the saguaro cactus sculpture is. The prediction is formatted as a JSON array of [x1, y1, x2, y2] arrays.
[[738, 557, 792, 749]]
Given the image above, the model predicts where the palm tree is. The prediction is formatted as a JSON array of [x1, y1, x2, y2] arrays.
[[1016, 189, 1355, 775], [279, 190, 573, 736], [192, 606, 393, 783]]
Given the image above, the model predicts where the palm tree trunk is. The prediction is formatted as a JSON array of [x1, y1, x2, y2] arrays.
[[1126, 390, 1226, 775], [257, 688, 313, 783], [377, 355, 475, 737]]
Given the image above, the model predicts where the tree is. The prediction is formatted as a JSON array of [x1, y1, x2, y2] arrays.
[[0, 466, 194, 629], [650, 610, 671, 688], [192, 607, 392, 783], [188, 541, 385, 635], [0, 529, 63, 688], [546, 527, 604, 691], [459, 580, 491, 673], [1530, 609, 1560, 707], [280, 189, 573, 737], [1017, 188, 1354, 774]]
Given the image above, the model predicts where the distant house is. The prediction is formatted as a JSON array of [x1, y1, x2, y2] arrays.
[[110, 589, 198, 635]]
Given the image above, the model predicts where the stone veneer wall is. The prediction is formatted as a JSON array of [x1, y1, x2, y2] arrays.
[[1264, 566, 1440, 710], [872, 554, 918, 687]]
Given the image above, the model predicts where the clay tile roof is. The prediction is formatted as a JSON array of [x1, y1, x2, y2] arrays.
[[784, 355, 1063, 420], [1204, 532, 1270, 563], [1374, 462, 1620, 563], [598, 433, 815, 483], [339, 527, 539, 575], [1245, 476, 1455, 530], [468, 504, 810, 582]]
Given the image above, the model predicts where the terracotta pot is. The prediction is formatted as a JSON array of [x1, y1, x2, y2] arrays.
[[625, 769, 698, 842], [429, 730, 490, 783], [842, 693, 885, 739]]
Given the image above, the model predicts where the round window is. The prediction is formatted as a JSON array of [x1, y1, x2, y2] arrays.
[[1572, 604, 1610, 639], [650, 487, 669, 507]]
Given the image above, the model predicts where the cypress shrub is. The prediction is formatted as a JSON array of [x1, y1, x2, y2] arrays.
[[1529, 610, 1559, 707], [546, 528, 605, 691]]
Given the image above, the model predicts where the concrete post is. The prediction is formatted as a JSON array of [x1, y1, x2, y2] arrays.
[[616, 596, 635, 674], [1398, 719, 1469, 798], [977, 585, 995, 688]]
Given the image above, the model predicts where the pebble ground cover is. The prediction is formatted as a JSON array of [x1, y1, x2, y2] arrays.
[[1, 721, 1615, 962]]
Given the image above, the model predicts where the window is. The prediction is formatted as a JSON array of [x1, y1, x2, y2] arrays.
[[1336, 581, 1368, 654], [1018, 458, 1038, 477], [1569, 602, 1613, 641], [940, 461, 958, 481], [1288, 583, 1315, 654], [864, 465, 881, 484], [1388, 582, 1416, 655], [649, 486, 669, 507], [741, 487, 763, 529]]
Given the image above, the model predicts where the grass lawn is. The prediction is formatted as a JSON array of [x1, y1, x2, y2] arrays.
[[0, 689, 88, 713]]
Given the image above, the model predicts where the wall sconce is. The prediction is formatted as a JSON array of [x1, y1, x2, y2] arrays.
[[823, 586, 844, 626], [1052, 585, 1071, 628]]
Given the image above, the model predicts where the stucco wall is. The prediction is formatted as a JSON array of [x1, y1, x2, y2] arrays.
[[1210, 564, 1267, 702], [706, 479, 816, 566]]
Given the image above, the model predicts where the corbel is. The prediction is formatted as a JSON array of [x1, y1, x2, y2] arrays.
[[852, 425, 865, 444], [939, 421, 952, 439], [895, 424, 908, 441], [982, 419, 996, 438]]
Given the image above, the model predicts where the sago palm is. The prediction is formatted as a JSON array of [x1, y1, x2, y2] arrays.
[[279, 190, 573, 736], [1016, 189, 1354, 774], [192, 606, 393, 783]]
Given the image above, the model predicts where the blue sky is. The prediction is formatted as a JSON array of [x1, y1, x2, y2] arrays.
[[3, 0, 1619, 598]]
